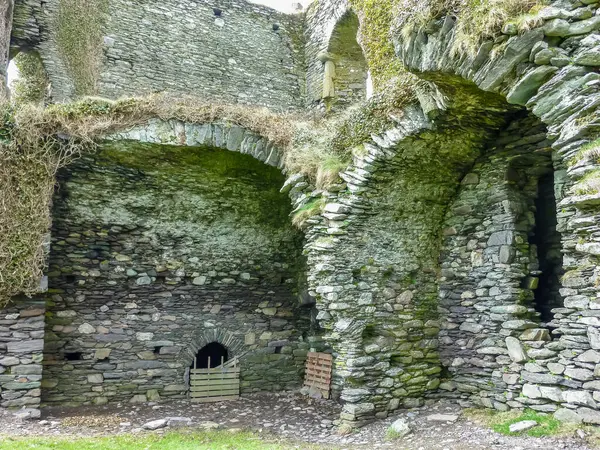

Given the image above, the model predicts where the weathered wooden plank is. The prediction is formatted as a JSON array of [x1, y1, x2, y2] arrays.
[[189, 378, 240, 386], [191, 384, 240, 393], [190, 373, 240, 380], [190, 367, 240, 374], [191, 389, 239, 396]]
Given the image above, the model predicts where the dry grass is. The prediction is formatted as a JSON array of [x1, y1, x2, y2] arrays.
[[570, 138, 600, 166], [0, 94, 370, 305], [395, 0, 545, 56], [574, 170, 600, 196]]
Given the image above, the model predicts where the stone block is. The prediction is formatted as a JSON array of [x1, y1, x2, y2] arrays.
[[505, 337, 527, 363], [6, 340, 44, 354], [519, 328, 550, 341]]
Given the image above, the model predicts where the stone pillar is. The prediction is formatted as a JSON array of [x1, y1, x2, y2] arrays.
[[0, 0, 14, 98]]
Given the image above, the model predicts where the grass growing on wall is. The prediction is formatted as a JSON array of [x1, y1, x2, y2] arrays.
[[348, 0, 404, 89], [0, 94, 358, 305], [12, 51, 49, 104], [56, 0, 109, 96], [396, 0, 546, 56]]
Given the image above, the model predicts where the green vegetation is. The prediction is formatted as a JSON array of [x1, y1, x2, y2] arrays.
[[396, 0, 546, 56], [570, 138, 600, 166], [12, 51, 48, 104], [0, 430, 331, 450], [464, 408, 589, 438], [292, 198, 326, 229], [574, 169, 600, 196], [348, 0, 404, 88], [56, 0, 109, 95]]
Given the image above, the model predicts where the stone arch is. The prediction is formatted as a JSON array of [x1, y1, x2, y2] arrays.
[[105, 119, 286, 170], [183, 328, 246, 368], [6, 48, 49, 103], [305, 4, 600, 425], [40, 116, 313, 406], [387, 7, 600, 421], [305, 0, 352, 103], [323, 10, 369, 109]]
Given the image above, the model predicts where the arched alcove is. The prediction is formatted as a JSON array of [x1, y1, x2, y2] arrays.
[[325, 11, 368, 109], [192, 342, 229, 369], [40, 120, 313, 406]]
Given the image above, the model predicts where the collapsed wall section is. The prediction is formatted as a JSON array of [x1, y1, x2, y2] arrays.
[[40, 134, 314, 406]]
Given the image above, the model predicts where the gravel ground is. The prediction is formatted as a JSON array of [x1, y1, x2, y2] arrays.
[[0, 393, 596, 449]]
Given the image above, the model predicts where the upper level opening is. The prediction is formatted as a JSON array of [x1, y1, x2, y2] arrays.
[[324, 11, 368, 110]]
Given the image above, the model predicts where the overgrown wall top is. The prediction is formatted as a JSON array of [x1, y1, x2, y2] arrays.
[[12, 0, 305, 109]]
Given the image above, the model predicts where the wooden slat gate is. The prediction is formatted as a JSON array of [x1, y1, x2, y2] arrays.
[[304, 352, 332, 399], [190, 356, 240, 403]]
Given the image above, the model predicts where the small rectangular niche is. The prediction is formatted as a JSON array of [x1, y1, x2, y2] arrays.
[[65, 352, 83, 361]]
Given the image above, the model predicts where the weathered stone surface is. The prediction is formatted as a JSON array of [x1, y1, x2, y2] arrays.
[[505, 337, 528, 363], [389, 418, 411, 437], [142, 419, 167, 430], [509, 420, 538, 433]]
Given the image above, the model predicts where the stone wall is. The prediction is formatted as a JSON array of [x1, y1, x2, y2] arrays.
[[0, 0, 13, 98], [437, 114, 555, 409], [304, 0, 351, 105], [0, 299, 45, 418], [40, 125, 316, 406], [12, 0, 305, 108], [326, 11, 368, 110], [395, 0, 600, 425]]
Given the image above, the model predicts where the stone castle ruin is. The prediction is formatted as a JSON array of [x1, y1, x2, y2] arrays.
[[1, 0, 600, 429]]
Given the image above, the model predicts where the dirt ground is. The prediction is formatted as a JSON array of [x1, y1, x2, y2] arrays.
[[0, 393, 596, 449]]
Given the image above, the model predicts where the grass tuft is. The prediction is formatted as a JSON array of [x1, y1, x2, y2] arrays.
[[464, 407, 593, 439], [574, 169, 600, 196], [570, 138, 600, 167], [292, 198, 326, 229], [394, 0, 546, 57]]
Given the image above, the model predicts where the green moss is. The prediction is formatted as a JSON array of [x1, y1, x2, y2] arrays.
[[12, 51, 49, 104], [99, 142, 292, 228], [56, 0, 109, 95], [349, 0, 403, 88], [292, 197, 326, 229]]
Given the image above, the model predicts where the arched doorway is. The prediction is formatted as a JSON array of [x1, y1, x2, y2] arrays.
[[192, 342, 228, 369]]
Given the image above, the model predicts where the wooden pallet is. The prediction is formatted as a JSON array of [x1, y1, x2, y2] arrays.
[[190, 356, 240, 403], [303, 352, 332, 399]]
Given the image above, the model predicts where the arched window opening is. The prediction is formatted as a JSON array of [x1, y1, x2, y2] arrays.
[[325, 11, 368, 109], [7, 49, 49, 104], [191, 342, 228, 369]]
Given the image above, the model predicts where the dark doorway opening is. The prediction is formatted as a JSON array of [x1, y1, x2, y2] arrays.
[[192, 342, 228, 369], [532, 172, 563, 322]]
